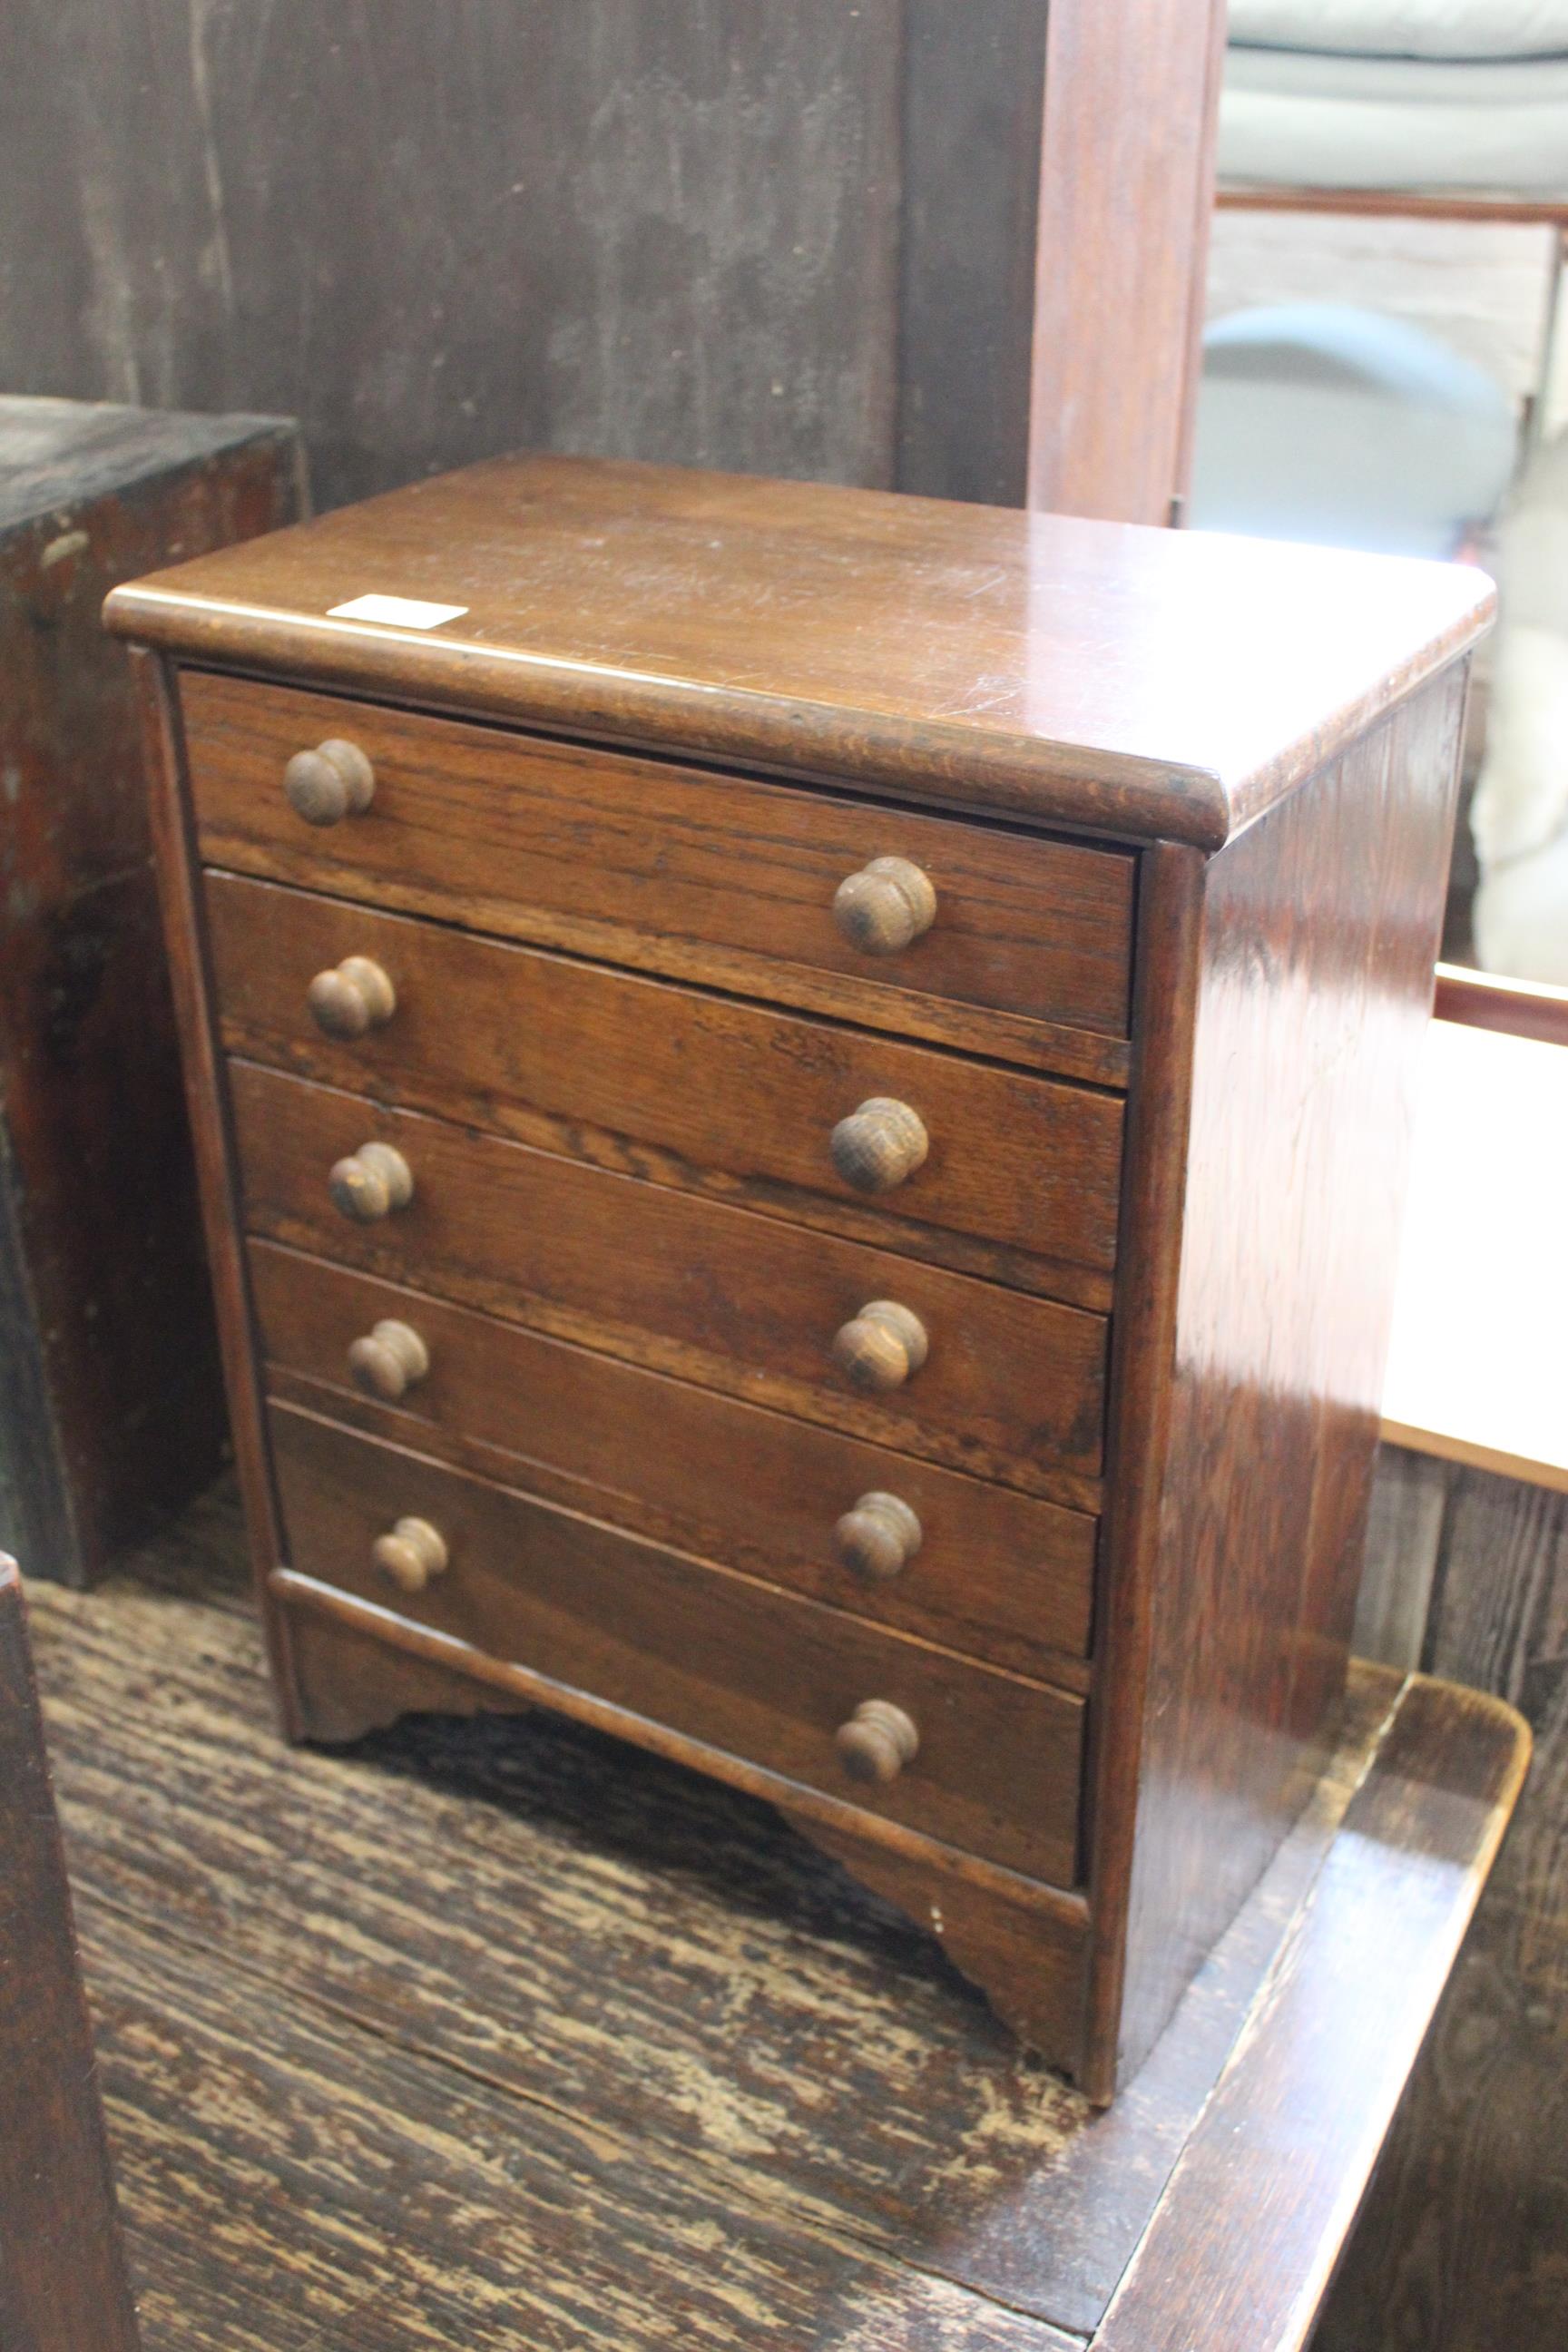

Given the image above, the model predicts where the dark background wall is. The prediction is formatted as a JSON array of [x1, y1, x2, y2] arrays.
[[0, 1, 1045, 513]]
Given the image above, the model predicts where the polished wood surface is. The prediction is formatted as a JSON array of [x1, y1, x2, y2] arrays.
[[1433, 960, 1568, 1050], [0, 1561, 140, 2351], [0, 398, 300, 1586], [1382, 1021, 1568, 1492], [206, 870, 1125, 1278], [24, 1505, 1529, 2348], [105, 454, 1494, 849], [250, 1243, 1095, 1678], [181, 671, 1136, 1085], [231, 1063, 1110, 1500], [270, 1403, 1087, 1886], [1107, 675, 1471, 2088]]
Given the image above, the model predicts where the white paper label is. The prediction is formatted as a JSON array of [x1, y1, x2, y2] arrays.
[[327, 593, 469, 629]]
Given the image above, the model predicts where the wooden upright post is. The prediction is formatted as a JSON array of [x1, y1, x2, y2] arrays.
[[1028, 0, 1228, 524]]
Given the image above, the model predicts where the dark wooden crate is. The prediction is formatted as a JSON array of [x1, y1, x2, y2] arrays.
[[0, 397, 305, 1583]]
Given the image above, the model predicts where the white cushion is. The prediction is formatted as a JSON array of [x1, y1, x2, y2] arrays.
[[1220, 48, 1568, 193], [1230, 2, 1568, 62]]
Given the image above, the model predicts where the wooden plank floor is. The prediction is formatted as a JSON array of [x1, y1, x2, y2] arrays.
[[24, 1479, 1410, 2350]]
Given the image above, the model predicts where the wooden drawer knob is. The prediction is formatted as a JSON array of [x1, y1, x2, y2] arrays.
[[837, 1699, 919, 1785], [307, 956, 396, 1040], [830, 1097, 928, 1193], [832, 857, 936, 956], [328, 1141, 414, 1222], [371, 1515, 447, 1594], [832, 1300, 928, 1394], [834, 1492, 923, 1582], [283, 738, 375, 827], [347, 1318, 430, 1402]]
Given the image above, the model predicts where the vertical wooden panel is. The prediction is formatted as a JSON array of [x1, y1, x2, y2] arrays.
[[1028, 0, 1227, 523], [1111, 676, 1469, 2085], [1356, 1445, 1452, 1670], [0, 2, 906, 513], [896, 2, 1046, 506], [0, 1562, 141, 2351]]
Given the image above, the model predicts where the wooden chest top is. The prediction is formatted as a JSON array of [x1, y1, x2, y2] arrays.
[[105, 450, 1493, 848]]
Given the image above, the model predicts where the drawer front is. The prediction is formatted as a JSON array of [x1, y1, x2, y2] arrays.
[[230, 1063, 1109, 1500], [209, 873, 1123, 1282], [270, 1402, 1085, 1885], [251, 1242, 1098, 1674], [181, 671, 1135, 1085]]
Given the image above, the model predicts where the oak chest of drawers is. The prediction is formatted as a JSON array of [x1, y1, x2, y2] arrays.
[[106, 455, 1492, 2100]]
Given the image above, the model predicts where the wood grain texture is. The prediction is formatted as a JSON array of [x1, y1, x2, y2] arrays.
[[1107, 672, 1471, 2087], [0, 398, 300, 1583], [1433, 961, 1568, 1051], [250, 1242, 1097, 1679], [229, 1062, 1110, 1502], [0, 1561, 140, 2352], [269, 1401, 1087, 1887], [1354, 1445, 1450, 1671], [79, 1877, 1083, 2352], [207, 872, 1124, 1284], [103, 453, 1494, 849], [29, 1498, 1506, 2343], [1077, 841, 1205, 2104], [181, 671, 1136, 1086], [1029, 0, 1228, 525], [1323, 1455, 1568, 2352], [1096, 1673, 1530, 2352]]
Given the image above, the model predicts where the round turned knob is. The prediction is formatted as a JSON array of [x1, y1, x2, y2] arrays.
[[832, 1300, 928, 1395], [307, 956, 397, 1040], [371, 1515, 447, 1594], [834, 1492, 923, 1582], [347, 1318, 430, 1402], [829, 1097, 928, 1194], [283, 738, 376, 827], [837, 1699, 919, 1785], [832, 857, 936, 956], [328, 1141, 414, 1223]]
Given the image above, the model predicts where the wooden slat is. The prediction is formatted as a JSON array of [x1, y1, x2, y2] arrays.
[[78, 1884, 1076, 2352], [1095, 1674, 1530, 2352], [1433, 962, 1568, 1051]]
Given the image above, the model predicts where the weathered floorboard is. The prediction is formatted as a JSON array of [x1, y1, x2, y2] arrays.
[[79, 1885, 1077, 2352], [27, 1482, 1407, 2339]]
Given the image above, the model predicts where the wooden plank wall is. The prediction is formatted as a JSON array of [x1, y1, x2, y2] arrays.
[[1325, 1447, 1568, 2352], [0, 1, 1046, 513]]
